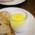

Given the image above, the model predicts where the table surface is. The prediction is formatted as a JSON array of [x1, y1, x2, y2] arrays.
[[0, 0, 35, 17]]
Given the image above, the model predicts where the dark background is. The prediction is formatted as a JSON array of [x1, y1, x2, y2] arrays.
[[0, 0, 35, 17]]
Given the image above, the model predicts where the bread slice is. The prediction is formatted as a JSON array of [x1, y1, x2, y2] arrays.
[[0, 11, 15, 35]]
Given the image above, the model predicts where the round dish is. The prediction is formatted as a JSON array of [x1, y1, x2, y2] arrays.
[[0, 7, 35, 35], [0, 0, 26, 5]]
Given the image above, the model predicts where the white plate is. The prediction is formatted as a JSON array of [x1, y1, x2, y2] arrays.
[[0, 0, 26, 5], [0, 7, 35, 35]]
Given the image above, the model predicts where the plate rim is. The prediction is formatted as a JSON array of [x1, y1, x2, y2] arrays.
[[0, 7, 34, 17]]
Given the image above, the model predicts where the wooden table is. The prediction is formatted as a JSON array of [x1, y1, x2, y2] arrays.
[[0, 0, 35, 17]]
